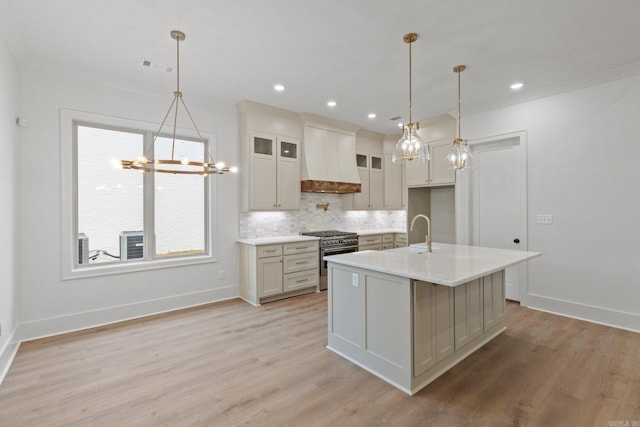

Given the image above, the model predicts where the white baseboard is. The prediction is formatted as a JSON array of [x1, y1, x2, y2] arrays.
[[0, 330, 20, 385], [17, 285, 239, 342], [525, 294, 640, 333]]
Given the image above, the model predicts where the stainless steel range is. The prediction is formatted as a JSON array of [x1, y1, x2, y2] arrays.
[[300, 230, 358, 290]]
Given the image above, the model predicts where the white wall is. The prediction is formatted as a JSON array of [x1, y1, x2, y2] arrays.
[[462, 75, 640, 331], [0, 30, 18, 379], [15, 66, 240, 340]]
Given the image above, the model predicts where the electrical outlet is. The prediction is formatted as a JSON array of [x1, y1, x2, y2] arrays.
[[218, 270, 225, 280], [536, 214, 553, 225]]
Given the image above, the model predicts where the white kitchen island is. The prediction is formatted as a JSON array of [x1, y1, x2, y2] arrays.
[[326, 243, 540, 395]]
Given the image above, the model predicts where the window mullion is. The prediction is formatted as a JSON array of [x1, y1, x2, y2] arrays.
[[144, 131, 156, 260]]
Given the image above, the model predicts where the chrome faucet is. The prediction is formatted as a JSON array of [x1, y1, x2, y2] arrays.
[[410, 214, 432, 252]]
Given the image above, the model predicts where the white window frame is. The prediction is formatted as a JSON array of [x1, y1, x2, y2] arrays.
[[61, 108, 219, 280]]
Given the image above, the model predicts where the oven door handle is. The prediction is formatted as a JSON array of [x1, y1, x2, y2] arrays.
[[322, 246, 358, 255]]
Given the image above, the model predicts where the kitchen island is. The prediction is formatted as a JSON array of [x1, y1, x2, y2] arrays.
[[326, 243, 540, 395]]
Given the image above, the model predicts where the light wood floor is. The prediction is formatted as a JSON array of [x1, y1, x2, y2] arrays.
[[0, 293, 638, 426]]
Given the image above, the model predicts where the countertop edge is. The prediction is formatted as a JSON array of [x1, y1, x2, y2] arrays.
[[237, 235, 321, 245]]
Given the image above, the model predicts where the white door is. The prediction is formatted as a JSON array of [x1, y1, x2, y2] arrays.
[[470, 136, 526, 301]]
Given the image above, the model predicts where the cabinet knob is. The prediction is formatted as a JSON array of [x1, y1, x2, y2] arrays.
[[513, 238, 520, 244]]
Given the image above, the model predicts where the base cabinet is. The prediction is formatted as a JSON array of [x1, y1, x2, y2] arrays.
[[454, 279, 484, 350], [240, 240, 319, 305], [328, 264, 506, 395]]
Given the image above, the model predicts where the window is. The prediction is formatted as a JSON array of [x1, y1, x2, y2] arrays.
[[61, 110, 218, 279]]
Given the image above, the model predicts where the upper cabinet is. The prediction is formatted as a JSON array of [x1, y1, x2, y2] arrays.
[[249, 131, 300, 210], [384, 154, 406, 210], [343, 151, 384, 210], [406, 140, 456, 187], [238, 100, 303, 211]]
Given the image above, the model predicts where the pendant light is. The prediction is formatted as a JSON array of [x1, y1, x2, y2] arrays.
[[114, 30, 237, 176], [446, 65, 473, 170], [392, 33, 428, 163]]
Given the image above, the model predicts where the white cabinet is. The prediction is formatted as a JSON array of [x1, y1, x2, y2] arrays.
[[249, 131, 300, 210], [454, 279, 483, 350], [239, 240, 319, 305], [257, 254, 283, 297], [406, 140, 455, 187], [429, 140, 456, 186], [358, 234, 383, 251], [483, 271, 506, 330], [382, 234, 395, 250], [394, 233, 408, 248], [384, 155, 406, 210], [413, 281, 454, 377], [343, 152, 384, 210]]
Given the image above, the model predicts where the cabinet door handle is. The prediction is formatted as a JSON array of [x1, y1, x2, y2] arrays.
[[296, 278, 309, 283], [513, 238, 520, 244], [295, 261, 308, 265]]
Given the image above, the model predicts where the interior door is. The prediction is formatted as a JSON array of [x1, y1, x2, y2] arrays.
[[471, 137, 525, 301]]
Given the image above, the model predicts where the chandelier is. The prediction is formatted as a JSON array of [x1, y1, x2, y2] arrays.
[[446, 65, 473, 170], [114, 30, 237, 176], [392, 33, 428, 163]]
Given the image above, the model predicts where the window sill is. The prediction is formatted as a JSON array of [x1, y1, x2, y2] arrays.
[[62, 254, 217, 281]]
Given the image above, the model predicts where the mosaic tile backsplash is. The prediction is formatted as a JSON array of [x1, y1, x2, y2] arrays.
[[239, 193, 406, 238]]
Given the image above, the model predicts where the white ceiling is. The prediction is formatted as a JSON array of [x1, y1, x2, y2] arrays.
[[2, 0, 640, 135]]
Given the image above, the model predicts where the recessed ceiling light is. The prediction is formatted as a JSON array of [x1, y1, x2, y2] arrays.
[[274, 84, 285, 92], [327, 100, 337, 107], [510, 82, 524, 90], [368, 113, 376, 119]]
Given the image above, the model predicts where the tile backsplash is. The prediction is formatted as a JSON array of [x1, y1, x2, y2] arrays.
[[239, 193, 406, 238]]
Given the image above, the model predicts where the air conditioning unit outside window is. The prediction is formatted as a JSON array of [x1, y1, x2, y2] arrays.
[[78, 233, 89, 265], [120, 231, 144, 260]]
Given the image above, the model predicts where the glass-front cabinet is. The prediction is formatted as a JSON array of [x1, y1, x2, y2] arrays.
[[249, 131, 300, 210]]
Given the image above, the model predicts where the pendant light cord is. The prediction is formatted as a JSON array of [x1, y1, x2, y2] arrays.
[[408, 40, 413, 125]]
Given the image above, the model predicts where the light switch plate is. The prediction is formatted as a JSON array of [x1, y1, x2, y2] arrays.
[[352, 272, 359, 287], [536, 214, 553, 224]]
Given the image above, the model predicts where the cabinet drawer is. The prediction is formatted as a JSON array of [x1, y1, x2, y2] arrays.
[[257, 244, 283, 258], [283, 240, 318, 255], [284, 269, 318, 292], [382, 243, 394, 250], [395, 234, 408, 244], [382, 234, 394, 243], [359, 235, 382, 245], [283, 252, 317, 274], [359, 243, 382, 251]]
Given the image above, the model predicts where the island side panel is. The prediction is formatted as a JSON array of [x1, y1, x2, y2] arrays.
[[327, 263, 413, 394], [410, 271, 507, 394]]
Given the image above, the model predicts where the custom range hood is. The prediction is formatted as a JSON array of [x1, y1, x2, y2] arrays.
[[300, 122, 361, 194]]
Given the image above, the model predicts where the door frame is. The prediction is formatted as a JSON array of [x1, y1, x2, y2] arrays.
[[454, 130, 529, 305]]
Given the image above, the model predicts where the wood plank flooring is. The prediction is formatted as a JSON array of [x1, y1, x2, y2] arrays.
[[0, 293, 638, 426]]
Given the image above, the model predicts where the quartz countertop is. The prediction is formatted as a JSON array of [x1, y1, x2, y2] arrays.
[[237, 235, 320, 246], [325, 243, 541, 287]]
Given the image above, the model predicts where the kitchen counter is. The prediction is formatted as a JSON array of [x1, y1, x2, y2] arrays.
[[354, 229, 405, 236], [236, 235, 320, 245], [325, 243, 540, 286], [326, 243, 541, 395]]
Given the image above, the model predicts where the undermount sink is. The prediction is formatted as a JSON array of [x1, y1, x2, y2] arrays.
[[409, 243, 441, 252]]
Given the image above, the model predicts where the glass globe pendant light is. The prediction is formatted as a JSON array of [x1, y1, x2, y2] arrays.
[[446, 65, 473, 170], [392, 33, 428, 163]]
